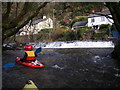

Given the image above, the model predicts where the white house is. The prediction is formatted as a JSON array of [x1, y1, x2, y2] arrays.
[[88, 10, 114, 29], [19, 16, 53, 35]]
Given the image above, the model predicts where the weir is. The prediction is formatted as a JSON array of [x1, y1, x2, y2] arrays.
[[29, 41, 115, 49]]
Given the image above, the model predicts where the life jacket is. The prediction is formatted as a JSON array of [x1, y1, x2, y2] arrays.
[[25, 51, 35, 61]]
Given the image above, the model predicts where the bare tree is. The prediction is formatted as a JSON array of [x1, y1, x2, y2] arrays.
[[105, 2, 120, 33], [2, 2, 48, 42]]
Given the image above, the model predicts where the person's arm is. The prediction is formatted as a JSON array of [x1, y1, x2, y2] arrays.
[[35, 53, 37, 57]]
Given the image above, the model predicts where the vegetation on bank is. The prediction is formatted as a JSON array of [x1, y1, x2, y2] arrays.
[[4, 24, 112, 44]]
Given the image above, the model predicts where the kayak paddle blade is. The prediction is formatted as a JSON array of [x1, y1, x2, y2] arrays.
[[3, 62, 16, 68], [35, 48, 42, 54]]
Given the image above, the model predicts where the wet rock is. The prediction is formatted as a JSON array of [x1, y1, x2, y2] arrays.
[[94, 60, 97, 63], [94, 56, 101, 60], [114, 74, 120, 77], [94, 56, 101, 63]]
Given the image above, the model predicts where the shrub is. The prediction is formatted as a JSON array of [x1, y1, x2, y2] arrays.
[[99, 24, 110, 30], [37, 28, 55, 41], [99, 24, 111, 35], [40, 28, 54, 33], [53, 28, 65, 40], [60, 26, 69, 30], [61, 29, 84, 41]]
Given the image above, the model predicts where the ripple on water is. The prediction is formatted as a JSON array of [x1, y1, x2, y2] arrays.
[[52, 64, 63, 70]]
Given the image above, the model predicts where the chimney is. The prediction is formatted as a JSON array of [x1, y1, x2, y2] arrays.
[[43, 16, 46, 19], [91, 9, 95, 13], [101, 8, 104, 12]]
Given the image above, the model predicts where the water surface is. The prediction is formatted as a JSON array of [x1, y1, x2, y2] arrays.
[[2, 48, 120, 88]]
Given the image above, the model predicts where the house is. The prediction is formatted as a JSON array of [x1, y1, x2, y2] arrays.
[[19, 16, 53, 35], [72, 21, 88, 30], [87, 9, 114, 29]]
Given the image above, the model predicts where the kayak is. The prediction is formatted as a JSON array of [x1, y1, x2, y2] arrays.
[[16, 58, 44, 68], [23, 80, 38, 90], [17, 61, 44, 68]]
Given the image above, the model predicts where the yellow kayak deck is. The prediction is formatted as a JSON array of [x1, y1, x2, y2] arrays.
[[23, 80, 38, 90]]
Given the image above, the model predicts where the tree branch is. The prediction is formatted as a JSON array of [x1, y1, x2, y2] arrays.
[[105, 2, 120, 33], [3, 2, 48, 32], [3, 2, 49, 41], [3, 2, 12, 23], [17, 2, 48, 30], [15, 2, 19, 17], [3, 2, 30, 31]]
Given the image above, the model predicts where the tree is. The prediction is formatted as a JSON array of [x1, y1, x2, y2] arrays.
[[105, 2, 120, 33], [105, 2, 120, 60], [2, 2, 48, 42], [53, 2, 103, 25]]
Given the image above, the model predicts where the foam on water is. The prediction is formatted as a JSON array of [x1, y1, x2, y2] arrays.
[[29, 41, 114, 49], [52, 64, 63, 70]]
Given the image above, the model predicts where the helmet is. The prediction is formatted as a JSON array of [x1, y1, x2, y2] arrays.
[[24, 45, 33, 51]]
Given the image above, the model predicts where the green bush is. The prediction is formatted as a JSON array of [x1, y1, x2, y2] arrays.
[[37, 28, 55, 41], [92, 29, 109, 40], [61, 29, 85, 41], [60, 26, 69, 30], [9, 25, 110, 43], [40, 28, 54, 33], [99, 24, 111, 35], [99, 24, 110, 30]]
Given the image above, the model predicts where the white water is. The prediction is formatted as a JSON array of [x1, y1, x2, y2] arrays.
[[29, 41, 114, 49]]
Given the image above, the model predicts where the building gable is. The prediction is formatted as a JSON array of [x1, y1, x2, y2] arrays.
[[88, 10, 113, 27], [19, 17, 53, 36]]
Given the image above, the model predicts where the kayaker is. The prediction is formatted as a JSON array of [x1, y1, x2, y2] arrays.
[[16, 44, 37, 62]]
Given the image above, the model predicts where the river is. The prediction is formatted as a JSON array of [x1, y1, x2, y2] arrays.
[[2, 48, 120, 88]]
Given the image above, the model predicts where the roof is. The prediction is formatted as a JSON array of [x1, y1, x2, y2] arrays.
[[28, 18, 46, 25], [31, 19, 44, 24], [100, 10, 111, 15], [88, 14, 101, 18], [88, 10, 111, 18], [72, 21, 88, 27]]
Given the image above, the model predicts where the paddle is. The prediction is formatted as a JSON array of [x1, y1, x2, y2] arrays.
[[3, 62, 16, 68], [35, 47, 42, 54]]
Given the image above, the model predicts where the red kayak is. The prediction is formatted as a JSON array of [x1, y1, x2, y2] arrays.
[[16, 57, 44, 68]]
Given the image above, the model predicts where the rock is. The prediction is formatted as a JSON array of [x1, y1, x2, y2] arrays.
[[94, 56, 101, 60], [115, 74, 120, 77]]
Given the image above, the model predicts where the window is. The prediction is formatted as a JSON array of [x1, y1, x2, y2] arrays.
[[91, 18, 95, 22], [101, 16, 105, 21]]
